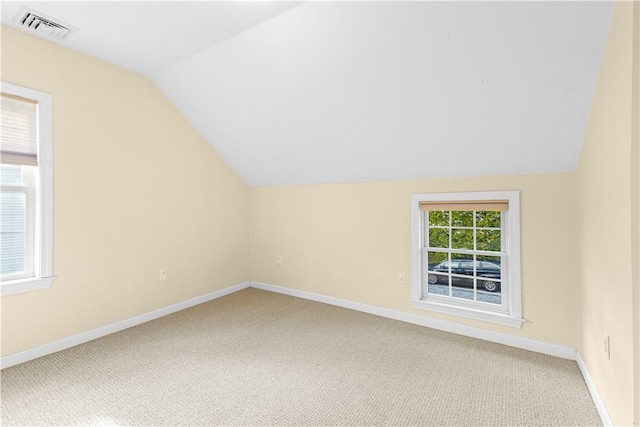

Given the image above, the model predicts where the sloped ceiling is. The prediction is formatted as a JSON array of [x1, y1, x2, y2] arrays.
[[2, 1, 614, 186], [0, 1, 301, 75]]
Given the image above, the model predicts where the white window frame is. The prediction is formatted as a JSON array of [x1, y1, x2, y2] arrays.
[[410, 191, 524, 328], [1, 82, 54, 296]]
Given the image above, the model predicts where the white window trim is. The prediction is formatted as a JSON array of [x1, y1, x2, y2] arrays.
[[1, 82, 54, 296], [410, 191, 524, 328]]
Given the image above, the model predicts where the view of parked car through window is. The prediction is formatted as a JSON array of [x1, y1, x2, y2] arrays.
[[425, 209, 504, 305], [428, 259, 501, 291]]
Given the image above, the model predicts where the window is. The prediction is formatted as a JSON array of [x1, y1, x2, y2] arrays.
[[410, 191, 523, 327], [1, 82, 54, 296]]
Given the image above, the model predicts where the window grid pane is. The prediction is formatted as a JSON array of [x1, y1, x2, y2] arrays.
[[0, 164, 23, 186], [1, 191, 27, 276], [425, 209, 503, 306]]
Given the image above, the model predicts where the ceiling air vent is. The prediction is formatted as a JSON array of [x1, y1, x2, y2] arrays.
[[12, 6, 77, 40]]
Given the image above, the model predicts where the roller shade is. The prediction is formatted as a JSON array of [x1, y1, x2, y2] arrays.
[[1, 92, 38, 166], [420, 200, 508, 211]]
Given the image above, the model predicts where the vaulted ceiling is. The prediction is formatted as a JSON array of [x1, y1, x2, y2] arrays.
[[1, 1, 614, 186]]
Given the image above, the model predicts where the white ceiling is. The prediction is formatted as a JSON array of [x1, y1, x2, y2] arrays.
[[1, 1, 301, 75], [2, 1, 614, 186]]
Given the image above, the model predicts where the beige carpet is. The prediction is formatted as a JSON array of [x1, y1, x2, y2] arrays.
[[1, 288, 601, 426]]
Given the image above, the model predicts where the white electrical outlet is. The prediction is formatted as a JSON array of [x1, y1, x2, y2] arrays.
[[276, 255, 283, 265], [397, 271, 406, 284], [603, 332, 610, 359], [159, 269, 168, 282]]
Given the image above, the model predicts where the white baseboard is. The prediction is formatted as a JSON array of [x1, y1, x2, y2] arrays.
[[250, 281, 577, 360], [263, 278, 609, 426], [576, 351, 613, 426], [0, 281, 251, 369], [2, 279, 611, 427]]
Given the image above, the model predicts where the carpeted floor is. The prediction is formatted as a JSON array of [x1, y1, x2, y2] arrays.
[[1, 288, 601, 426]]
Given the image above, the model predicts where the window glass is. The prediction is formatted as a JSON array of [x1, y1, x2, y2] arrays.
[[0, 164, 23, 186], [427, 252, 447, 269], [424, 208, 504, 305], [481, 261, 500, 270], [477, 229, 501, 252], [428, 210, 449, 227], [428, 228, 449, 248], [452, 211, 473, 227], [476, 210, 500, 228], [459, 261, 474, 276], [451, 229, 473, 250], [0, 191, 27, 276]]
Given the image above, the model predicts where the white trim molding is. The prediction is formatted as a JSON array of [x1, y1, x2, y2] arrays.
[[1, 279, 611, 427], [251, 282, 610, 427], [411, 299, 525, 328], [0, 276, 55, 296], [0, 281, 250, 369], [410, 190, 523, 328], [0, 81, 54, 296], [576, 351, 613, 426], [250, 281, 575, 360], [252, 282, 612, 426]]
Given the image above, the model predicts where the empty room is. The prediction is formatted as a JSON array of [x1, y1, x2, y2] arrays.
[[0, 1, 638, 426]]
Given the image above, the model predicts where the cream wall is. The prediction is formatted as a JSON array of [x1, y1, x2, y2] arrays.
[[633, 1, 640, 423], [0, 27, 250, 356], [250, 172, 578, 347], [1, 3, 638, 423], [576, 2, 637, 426]]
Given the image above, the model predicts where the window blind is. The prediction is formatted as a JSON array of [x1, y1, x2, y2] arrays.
[[0, 191, 27, 276], [1, 93, 38, 166], [419, 200, 508, 211]]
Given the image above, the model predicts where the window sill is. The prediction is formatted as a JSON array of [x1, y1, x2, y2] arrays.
[[411, 299, 525, 328], [1, 276, 55, 296]]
